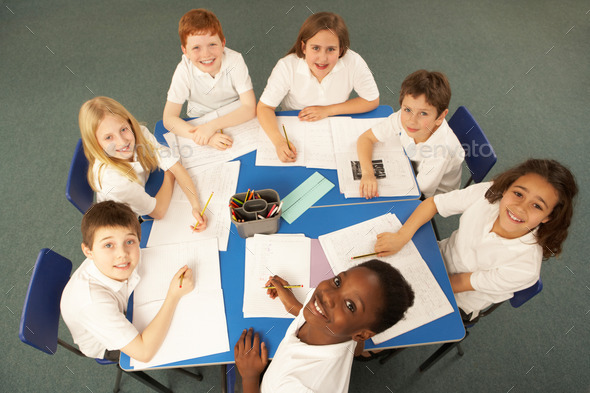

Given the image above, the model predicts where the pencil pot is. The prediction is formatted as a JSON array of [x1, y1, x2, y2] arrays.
[[230, 189, 281, 238]]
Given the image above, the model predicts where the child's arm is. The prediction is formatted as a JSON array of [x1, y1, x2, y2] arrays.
[[357, 129, 380, 199], [449, 273, 474, 293], [265, 275, 303, 316], [298, 97, 380, 122], [149, 170, 176, 220], [234, 328, 268, 393], [166, 162, 207, 231], [190, 90, 256, 147], [257, 101, 297, 162], [121, 266, 194, 363], [162, 101, 200, 139], [375, 197, 438, 256]]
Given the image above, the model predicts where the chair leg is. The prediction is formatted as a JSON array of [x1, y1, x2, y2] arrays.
[[221, 364, 228, 393], [121, 366, 173, 393], [456, 343, 464, 356], [418, 342, 460, 372], [113, 366, 123, 393], [173, 367, 203, 381]]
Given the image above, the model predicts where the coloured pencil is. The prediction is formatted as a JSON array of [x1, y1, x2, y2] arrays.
[[263, 285, 304, 289], [194, 192, 214, 229], [282, 124, 291, 151], [350, 252, 378, 260]]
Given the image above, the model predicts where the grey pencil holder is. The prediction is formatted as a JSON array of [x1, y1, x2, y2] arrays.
[[230, 189, 281, 238]]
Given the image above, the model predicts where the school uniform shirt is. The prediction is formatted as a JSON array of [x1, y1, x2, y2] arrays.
[[260, 293, 356, 393], [60, 258, 140, 359], [259, 50, 379, 111], [167, 47, 253, 117], [434, 182, 543, 319], [93, 125, 179, 216], [372, 110, 464, 198]]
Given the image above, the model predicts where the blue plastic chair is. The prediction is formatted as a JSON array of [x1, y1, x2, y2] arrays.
[[66, 139, 94, 214], [448, 106, 497, 187], [418, 279, 543, 372], [19, 248, 175, 393]]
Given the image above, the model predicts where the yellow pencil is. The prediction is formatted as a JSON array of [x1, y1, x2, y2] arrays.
[[263, 285, 304, 289], [282, 124, 292, 151], [350, 252, 378, 260], [193, 192, 214, 229], [179, 272, 184, 288]]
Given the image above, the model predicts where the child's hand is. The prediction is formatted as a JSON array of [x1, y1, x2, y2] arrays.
[[275, 140, 297, 162], [266, 275, 300, 314], [299, 105, 330, 122], [168, 265, 194, 299], [360, 173, 379, 199], [190, 123, 218, 145], [375, 232, 409, 257], [189, 209, 208, 232], [234, 328, 268, 384], [208, 133, 233, 151]]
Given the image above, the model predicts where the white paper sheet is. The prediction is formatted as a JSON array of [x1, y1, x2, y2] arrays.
[[318, 213, 453, 343], [243, 234, 313, 318], [130, 239, 229, 369], [146, 161, 240, 251], [329, 117, 420, 198], [255, 116, 306, 167]]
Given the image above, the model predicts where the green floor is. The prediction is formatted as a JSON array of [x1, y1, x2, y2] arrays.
[[1, 1, 588, 392]]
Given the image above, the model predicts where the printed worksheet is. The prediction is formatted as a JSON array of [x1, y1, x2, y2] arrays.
[[146, 161, 240, 251], [243, 234, 313, 318], [318, 213, 453, 343]]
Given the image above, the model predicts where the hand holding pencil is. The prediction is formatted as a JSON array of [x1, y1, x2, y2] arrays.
[[190, 192, 213, 233], [275, 124, 297, 162], [265, 275, 302, 314], [169, 265, 194, 298]]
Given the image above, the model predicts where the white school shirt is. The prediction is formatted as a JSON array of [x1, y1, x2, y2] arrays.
[[60, 258, 140, 358], [372, 110, 464, 198], [167, 47, 253, 117], [259, 50, 379, 111], [93, 126, 179, 216], [261, 294, 356, 393], [433, 182, 543, 319]]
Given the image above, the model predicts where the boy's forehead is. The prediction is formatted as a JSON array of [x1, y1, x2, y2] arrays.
[[186, 31, 222, 42], [93, 225, 139, 241], [401, 94, 437, 111]]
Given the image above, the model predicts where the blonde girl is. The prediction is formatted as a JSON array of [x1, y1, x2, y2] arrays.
[[79, 96, 207, 230]]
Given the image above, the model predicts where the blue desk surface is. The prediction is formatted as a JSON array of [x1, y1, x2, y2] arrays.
[[120, 106, 464, 370]]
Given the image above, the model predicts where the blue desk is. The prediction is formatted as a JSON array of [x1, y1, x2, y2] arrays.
[[120, 107, 465, 371]]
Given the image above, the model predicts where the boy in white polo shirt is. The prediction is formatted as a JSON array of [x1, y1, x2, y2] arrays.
[[163, 9, 256, 150], [60, 201, 194, 362], [357, 70, 464, 198]]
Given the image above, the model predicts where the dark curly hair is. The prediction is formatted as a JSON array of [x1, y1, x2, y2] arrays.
[[357, 259, 415, 334], [485, 159, 578, 258]]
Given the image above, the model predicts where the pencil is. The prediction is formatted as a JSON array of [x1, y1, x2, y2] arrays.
[[282, 124, 291, 151], [263, 285, 304, 289], [193, 192, 214, 229], [232, 197, 243, 206], [350, 252, 378, 260], [179, 272, 184, 288]]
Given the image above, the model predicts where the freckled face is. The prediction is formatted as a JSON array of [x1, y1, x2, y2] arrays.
[[182, 32, 225, 76], [399, 94, 447, 143], [494, 173, 559, 239], [95, 115, 135, 161], [302, 29, 340, 82]]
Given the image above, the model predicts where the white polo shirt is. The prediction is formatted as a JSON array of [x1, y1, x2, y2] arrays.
[[372, 110, 464, 198], [93, 126, 179, 216], [261, 294, 356, 393], [167, 47, 253, 117], [259, 49, 379, 111], [61, 258, 140, 358], [434, 182, 543, 319]]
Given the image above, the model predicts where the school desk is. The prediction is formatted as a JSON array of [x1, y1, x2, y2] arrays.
[[120, 107, 465, 372]]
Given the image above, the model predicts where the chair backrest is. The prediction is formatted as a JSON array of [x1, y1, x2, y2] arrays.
[[66, 138, 94, 214], [19, 249, 72, 355], [510, 279, 543, 308], [448, 106, 497, 185]]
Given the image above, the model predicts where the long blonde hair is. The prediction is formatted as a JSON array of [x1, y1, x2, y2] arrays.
[[79, 96, 159, 190]]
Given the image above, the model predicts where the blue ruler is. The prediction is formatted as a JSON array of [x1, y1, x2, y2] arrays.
[[281, 172, 335, 224]]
